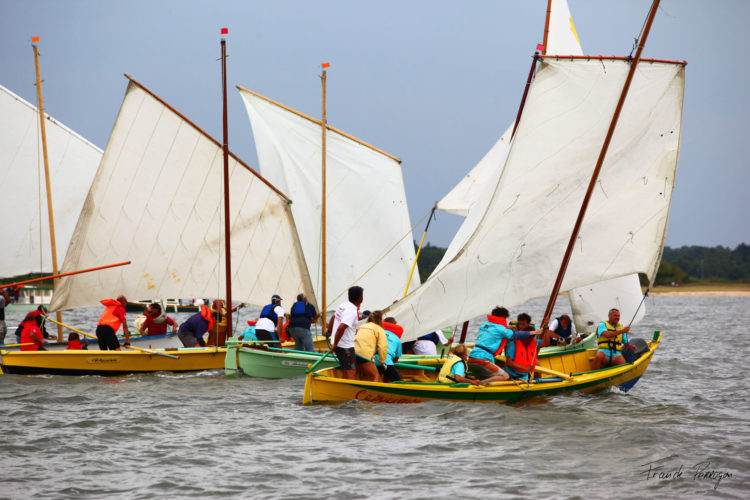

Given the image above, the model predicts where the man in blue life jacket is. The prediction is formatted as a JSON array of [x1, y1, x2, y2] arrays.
[[591, 308, 635, 370], [287, 293, 320, 352], [255, 294, 285, 347], [467, 306, 543, 384], [544, 314, 579, 346]]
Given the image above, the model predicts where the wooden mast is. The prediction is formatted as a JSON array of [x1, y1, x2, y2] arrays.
[[541, 0, 661, 329], [32, 37, 63, 341], [320, 63, 328, 332], [542, 0, 552, 55], [220, 30, 233, 339]]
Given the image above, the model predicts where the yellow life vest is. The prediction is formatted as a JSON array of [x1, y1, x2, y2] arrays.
[[438, 354, 467, 383], [597, 322, 624, 351]]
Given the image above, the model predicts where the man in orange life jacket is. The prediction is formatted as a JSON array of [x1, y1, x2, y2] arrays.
[[467, 306, 543, 384], [95, 295, 130, 350]]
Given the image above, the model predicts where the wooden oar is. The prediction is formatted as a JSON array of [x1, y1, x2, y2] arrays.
[[394, 362, 437, 371], [496, 355, 572, 381], [0, 343, 35, 348], [46, 317, 179, 359]]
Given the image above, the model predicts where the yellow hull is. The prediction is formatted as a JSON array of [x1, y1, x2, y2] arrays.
[[303, 332, 661, 404], [0, 347, 227, 375]]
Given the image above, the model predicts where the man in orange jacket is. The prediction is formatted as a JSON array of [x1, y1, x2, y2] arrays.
[[96, 295, 130, 350]]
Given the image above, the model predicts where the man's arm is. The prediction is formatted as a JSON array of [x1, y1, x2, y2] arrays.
[[332, 323, 347, 349]]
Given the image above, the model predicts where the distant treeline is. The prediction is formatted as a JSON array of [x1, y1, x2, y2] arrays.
[[415, 243, 750, 285]]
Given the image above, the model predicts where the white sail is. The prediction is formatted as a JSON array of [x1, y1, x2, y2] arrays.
[[436, 0, 583, 218], [388, 57, 685, 341], [568, 274, 646, 333], [546, 0, 584, 56], [239, 87, 419, 312], [50, 78, 314, 312], [0, 84, 102, 278], [435, 2, 646, 327]]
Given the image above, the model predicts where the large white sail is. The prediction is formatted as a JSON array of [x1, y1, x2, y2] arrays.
[[50, 78, 314, 312], [0, 84, 102, 278], [435, 2, 646, 328], [388, 57, 685, 341], [239, 87, 419, 312]]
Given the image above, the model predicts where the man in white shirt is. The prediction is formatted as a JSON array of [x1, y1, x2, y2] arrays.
[[327, 286, 363, 380], [413, 329, 452, 355], [255, 294, 285, 347]]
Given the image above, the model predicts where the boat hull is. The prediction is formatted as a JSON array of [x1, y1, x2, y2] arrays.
[[226, 332, 596, 379], [302, 332, 660, 404], [0, 347, 227, 376]]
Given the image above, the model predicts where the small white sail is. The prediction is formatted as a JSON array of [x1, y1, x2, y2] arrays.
[[0, 84, 102, 278], [568, 274, 646, 333], [388, 57, 685, 341], [239, 87, 419, 311], [545, 0, 584, 56], [50, 78, 314, 312]]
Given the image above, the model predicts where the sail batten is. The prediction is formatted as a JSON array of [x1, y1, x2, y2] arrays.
[[239, 88, 419, 312], [388, 58, 685, 341], [50, 79, 314, 312]]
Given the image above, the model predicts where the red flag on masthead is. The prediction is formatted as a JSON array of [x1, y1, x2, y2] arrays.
[[536, 43, 545, 51], [321, 62, 330, 69], [221, 28, 229, 35]]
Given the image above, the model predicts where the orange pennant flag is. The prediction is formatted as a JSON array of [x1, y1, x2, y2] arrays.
[[321, 62, 330, 69], [31, 36, 40, 42]]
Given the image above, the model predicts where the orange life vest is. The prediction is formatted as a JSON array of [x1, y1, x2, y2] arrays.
[[20, 321, 43, 351], [97, 299, 125, 331], [498, 336, 538, 374], [200, 305, 215, 332], [382, 322, 404, 338]]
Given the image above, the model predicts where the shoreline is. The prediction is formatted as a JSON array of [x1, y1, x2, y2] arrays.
[[646, 284, 750, 297]]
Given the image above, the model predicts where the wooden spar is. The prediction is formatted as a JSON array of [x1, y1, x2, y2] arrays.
[[320, 66, 328, 331], [542, 0, 552, 55], [236, 85, 402, 164], [220, 35, 233, 339], [459, 320, 469, 344], [403, 203, 437, 297], [541, 0, 661, 329], [32, 40, 62, 341], [3, 261, 131, 289], [511, 52, 539, 140]]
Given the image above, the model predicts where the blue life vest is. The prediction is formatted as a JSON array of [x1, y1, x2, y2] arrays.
[[290, 301, 307, 316], [554, 316, 572, 339], [418, 332, 439, 345], [260, 303, 278, 324]]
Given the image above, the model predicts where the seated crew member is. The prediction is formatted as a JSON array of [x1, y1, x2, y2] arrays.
[[546, 314, 579, 346], [438, 344, 479, 385], [19, 312, 46, 351], [591, 308, 634, 370], [65, 332, 84, 350], [378, 316, 404, 383], [95, 296, 130, 350], [140, 303, 178, 337], [16, 305, 52, 343], [255, 295, 284, 348], [412, 328, 452, 356], [467, 306, 543, 385], [354, 310, 388, 382], [177, 303, 216, 347]]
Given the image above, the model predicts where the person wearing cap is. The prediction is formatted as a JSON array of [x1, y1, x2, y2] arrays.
[[287, 293, 319, 352], [255, 294, 285, 347]]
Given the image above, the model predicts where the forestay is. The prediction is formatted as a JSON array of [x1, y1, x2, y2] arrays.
[[0, 84, 102, 278], [50, 78, 314, 312], [239, 88, 419, 312], [388, 58, 685, 341]]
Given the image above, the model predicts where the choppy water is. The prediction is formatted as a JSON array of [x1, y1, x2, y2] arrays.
[[1, 296, 748, 499]]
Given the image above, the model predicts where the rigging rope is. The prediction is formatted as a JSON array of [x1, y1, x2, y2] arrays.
[[325, 206, 432, 309]]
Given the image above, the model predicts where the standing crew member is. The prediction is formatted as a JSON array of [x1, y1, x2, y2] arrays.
[[327, 286, 363, 380], [95, 295, 130, 351], [287, 294, 319, 352]]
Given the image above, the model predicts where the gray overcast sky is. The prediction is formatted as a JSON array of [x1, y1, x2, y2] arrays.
[[2, 0, 748, 249]]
